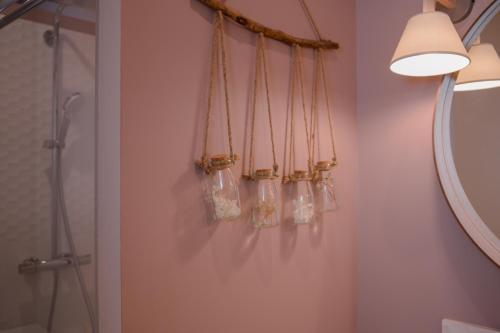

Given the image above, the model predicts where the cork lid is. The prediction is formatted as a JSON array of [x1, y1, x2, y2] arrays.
[[209, 154, 234, 170], [254, 169, 275, 180], [293, 170, 310, 181], [315, 160, 332, 172]]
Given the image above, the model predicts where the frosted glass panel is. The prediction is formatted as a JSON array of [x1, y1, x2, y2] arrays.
[[0, 10, 96, 333]]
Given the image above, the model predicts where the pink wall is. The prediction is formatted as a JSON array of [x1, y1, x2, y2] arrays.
[[357, 1, 500, 333], [122, 0, 500, 331], [121, 1, 357, 332]]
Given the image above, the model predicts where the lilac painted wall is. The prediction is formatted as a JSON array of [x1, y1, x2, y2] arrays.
[[357, 1, 500, 333], [122, 0, 500, 331], [121, 1, 357, 332]]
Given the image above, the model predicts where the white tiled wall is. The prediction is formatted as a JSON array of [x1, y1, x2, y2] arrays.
[[0, 17, 95, 333]]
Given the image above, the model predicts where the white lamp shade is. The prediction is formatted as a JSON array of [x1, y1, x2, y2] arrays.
[[454, 43, 500, 91], [390, 11, 470, 77]]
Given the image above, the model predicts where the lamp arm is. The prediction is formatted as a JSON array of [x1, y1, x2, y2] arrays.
[[424, 0, 457, 12], [438, 0, 457, 9], [423, 0, 436, 13]]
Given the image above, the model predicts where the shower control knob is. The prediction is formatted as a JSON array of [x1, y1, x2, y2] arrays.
[[18, 257, 42, 274]]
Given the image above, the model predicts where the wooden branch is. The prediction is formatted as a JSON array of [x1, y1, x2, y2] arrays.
[[437, 0, 457, 9], [197, 0, 339, 50]]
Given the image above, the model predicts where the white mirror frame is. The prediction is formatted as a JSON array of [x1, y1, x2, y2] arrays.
[[443, 319, 500, 333], [434, 0, 500, 267]]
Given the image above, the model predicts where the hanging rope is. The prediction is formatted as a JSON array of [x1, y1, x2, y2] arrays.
[[298, 0, 322, 41], [319, 49, 338, 166], [243, 33, 279, 180], [283, 45, 312, 183], [296, 46, 312, 172], [283, 47, 297, 183], [197, 11, 237, 174], [298, 0, 338, 174], [309, 49, 320, 166], [309, 48, 338, 179]]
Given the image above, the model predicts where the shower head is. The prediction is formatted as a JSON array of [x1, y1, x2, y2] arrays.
[[57, 92, 82, 144], [62, 92, 81, 113]]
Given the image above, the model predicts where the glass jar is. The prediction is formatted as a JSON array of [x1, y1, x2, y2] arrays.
[[314, 161, 338, 213], [203, 155, 241, 222], [251, 169, 280, 228], [291, 170, 315, 225]]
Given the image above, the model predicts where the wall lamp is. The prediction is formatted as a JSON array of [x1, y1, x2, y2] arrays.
[[454, 37, 500, 91], [390, 0, 471, 77]]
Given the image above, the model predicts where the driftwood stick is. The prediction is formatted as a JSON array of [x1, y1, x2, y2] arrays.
[[197, 0, 339, 50]]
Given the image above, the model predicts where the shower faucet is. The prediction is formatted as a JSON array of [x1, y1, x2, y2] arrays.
[[18, 253, 91, 274]]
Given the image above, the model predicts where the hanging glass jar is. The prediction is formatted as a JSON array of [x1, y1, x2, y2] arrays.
[[203, 155, 241, 222], [250, 169, 280, 228], [314, 161, 338, 213], [242, 33, 281, 228], [196, 12, 241, 223], [308, 49, 339, 216], [290, 170, 315, 225], [282, 46, 316, 225]]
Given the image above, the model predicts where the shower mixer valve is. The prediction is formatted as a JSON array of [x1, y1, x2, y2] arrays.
[[18, 254, 91, 274]]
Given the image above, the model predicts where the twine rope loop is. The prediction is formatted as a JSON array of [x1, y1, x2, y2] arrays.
[[283, 45, 311, 183], [198, 11, 236, 174], [244, 33, 279, 180]]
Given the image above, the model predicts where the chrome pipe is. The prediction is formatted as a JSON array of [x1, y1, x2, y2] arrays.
[[47, 5, 63, 332], [49, 0, 63, 261], [18, 254, 91, 274], [0, 0, 18, 13], [0, 0, 47, 30]]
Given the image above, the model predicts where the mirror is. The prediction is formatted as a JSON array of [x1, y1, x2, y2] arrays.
[[452, 12, 500, 238], [434, 1, 500, 266]]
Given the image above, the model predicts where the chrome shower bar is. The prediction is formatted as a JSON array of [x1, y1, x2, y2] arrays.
[[0, 0, 47, 30], [18, 254, 91, 274], [0, 0, 18, 13]]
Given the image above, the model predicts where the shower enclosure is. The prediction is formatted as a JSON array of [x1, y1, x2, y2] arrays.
[[0, 1, 98, 332]]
